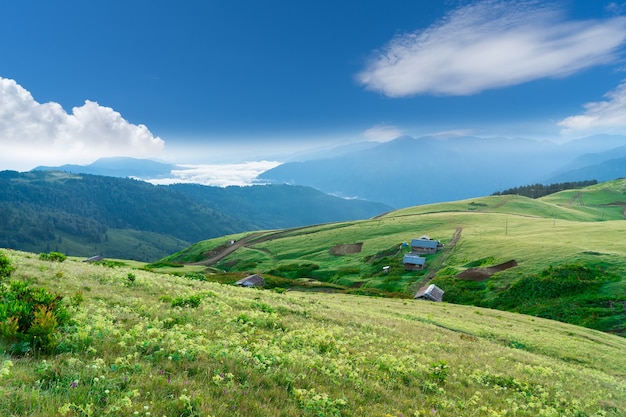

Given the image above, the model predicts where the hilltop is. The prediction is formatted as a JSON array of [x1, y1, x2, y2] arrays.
[[0, 170, 390, 261], [0, 249, 624, 416], [163, 179, 626, 336]]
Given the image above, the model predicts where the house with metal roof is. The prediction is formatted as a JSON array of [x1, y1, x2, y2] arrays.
[[82, 255, 104, 262], [414, 284, 444, 302], [403, 254, 426, 271], [410, 237, 443, 254], [234, 274, 265, 288]]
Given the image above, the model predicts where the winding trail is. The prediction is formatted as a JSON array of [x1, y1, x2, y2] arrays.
[[190, 223, 336, 266]]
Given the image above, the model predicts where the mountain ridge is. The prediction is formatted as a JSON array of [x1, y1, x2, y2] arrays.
[[258, 135, 626, 207], [0, 170, 391, 261]]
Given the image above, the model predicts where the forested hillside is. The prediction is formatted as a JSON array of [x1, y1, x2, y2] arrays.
[[0, 170, 390, 261]]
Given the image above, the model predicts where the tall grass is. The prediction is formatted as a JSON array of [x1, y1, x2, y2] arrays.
[[0, 249, 624, 416]]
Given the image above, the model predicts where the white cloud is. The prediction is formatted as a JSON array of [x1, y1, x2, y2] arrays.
[[357, 0, 626, 97], [0, 76, 164, 170], [146, 161, 281, 187], [362, 124, 404, 141], [558, 79, 626, 135]]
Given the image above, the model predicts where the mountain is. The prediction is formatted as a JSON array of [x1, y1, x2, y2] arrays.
[[33, 156, 178, 179], [164, 179, 626, 336], [258, 135, 626, 208], [0, 170, 391, 261], [545, 157, 626, 183], [169, 183, 391, 229], [543, 144, 626, 183]]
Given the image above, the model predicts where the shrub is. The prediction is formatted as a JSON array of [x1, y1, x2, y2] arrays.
[[184, 272, 208, 282], [0, 252, 16, 280], [171, 294, 202, 308], [0, 280, 71, 354], [269, 263, 319, 279], [38, 252, 67, 262]]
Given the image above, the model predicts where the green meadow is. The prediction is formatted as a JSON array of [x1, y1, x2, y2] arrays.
[[163, 180, 626, 335], [1, 249, 625, 416]]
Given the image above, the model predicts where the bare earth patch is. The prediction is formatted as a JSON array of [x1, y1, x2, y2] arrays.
[[330, 243, 363, 256], [456, 260, 518, 281]]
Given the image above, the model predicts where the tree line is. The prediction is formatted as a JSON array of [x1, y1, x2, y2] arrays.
[[492, 180, 597, 199]]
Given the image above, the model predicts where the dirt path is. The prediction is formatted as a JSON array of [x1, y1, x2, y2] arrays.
[[408, 227, 462, 295], [190, 224, 326, 266], [456, 260, 518, 281], [190, 232, 268, 266]]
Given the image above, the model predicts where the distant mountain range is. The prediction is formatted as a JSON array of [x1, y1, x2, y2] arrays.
[[0, 170, 390, 261], [34, 157, 177, 179], [31, 135, 626, 209], [258, 135, 626, 207]]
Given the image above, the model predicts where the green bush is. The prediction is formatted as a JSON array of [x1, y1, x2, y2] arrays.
[[171, 294, 203, 308], [490, 264, 616, 310], [126, 272, 136, 286], [38, 251, 67, 262], [0, 280, 71, 354], [0, 252, 16, 280], [184, 272, 208, 282], [269, 263, 320, 279]]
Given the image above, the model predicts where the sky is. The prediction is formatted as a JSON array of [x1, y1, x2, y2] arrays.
[[3, 0, 626, 182]]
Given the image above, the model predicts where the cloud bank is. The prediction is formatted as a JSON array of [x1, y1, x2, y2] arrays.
[[358, 0, 626, 96], [147, 161, 281, 187], [559, 79, 626, 135], [0, 77, 164, 170], [362, 124, 404, 142]]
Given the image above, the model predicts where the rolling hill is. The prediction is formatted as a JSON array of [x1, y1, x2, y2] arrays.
[[0, 170, 391, 261], [0, 249, 624, 416], [163, 179, 626, 336]]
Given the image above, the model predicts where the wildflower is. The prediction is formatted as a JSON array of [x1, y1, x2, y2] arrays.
[[71, 380, 78, 388]]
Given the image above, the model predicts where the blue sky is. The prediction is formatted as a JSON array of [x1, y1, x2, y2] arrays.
[[2, 0, 626, 174]]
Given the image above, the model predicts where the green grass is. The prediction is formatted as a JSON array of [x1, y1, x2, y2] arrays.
[[163, 179, 626, 335], [1, 249, 625, 416]]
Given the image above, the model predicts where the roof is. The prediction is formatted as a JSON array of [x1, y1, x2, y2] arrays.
[[83, 255, 104, 262], [403, 254, 426, 265], [234, 274, 265, 287], [414, 284, 444, 302], [410, 238, 439, 249]]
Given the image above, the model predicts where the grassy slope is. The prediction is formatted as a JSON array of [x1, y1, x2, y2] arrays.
[[1, 249, 625, 416], [163, 180, 626, 335]]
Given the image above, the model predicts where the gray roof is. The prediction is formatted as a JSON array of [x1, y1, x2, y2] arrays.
[[235, 274, 265, 287], [403, 254, 426, 265], [83, 255, 104, 262], [411, 238, 439, 249], [414, 284, 444, 302]]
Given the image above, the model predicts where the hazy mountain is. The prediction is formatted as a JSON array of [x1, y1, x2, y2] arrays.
[[169, 183, 391, 229], [258, 135, 626, 208], [0, 170, 391, 261], [542, 144, 626, 183], [544, 157, 626, 183], [34, 156, 177, 179]]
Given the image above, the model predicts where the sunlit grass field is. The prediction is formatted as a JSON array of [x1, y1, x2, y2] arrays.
[[1, 249, 625, 416], [160, 181, 626, 335]]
